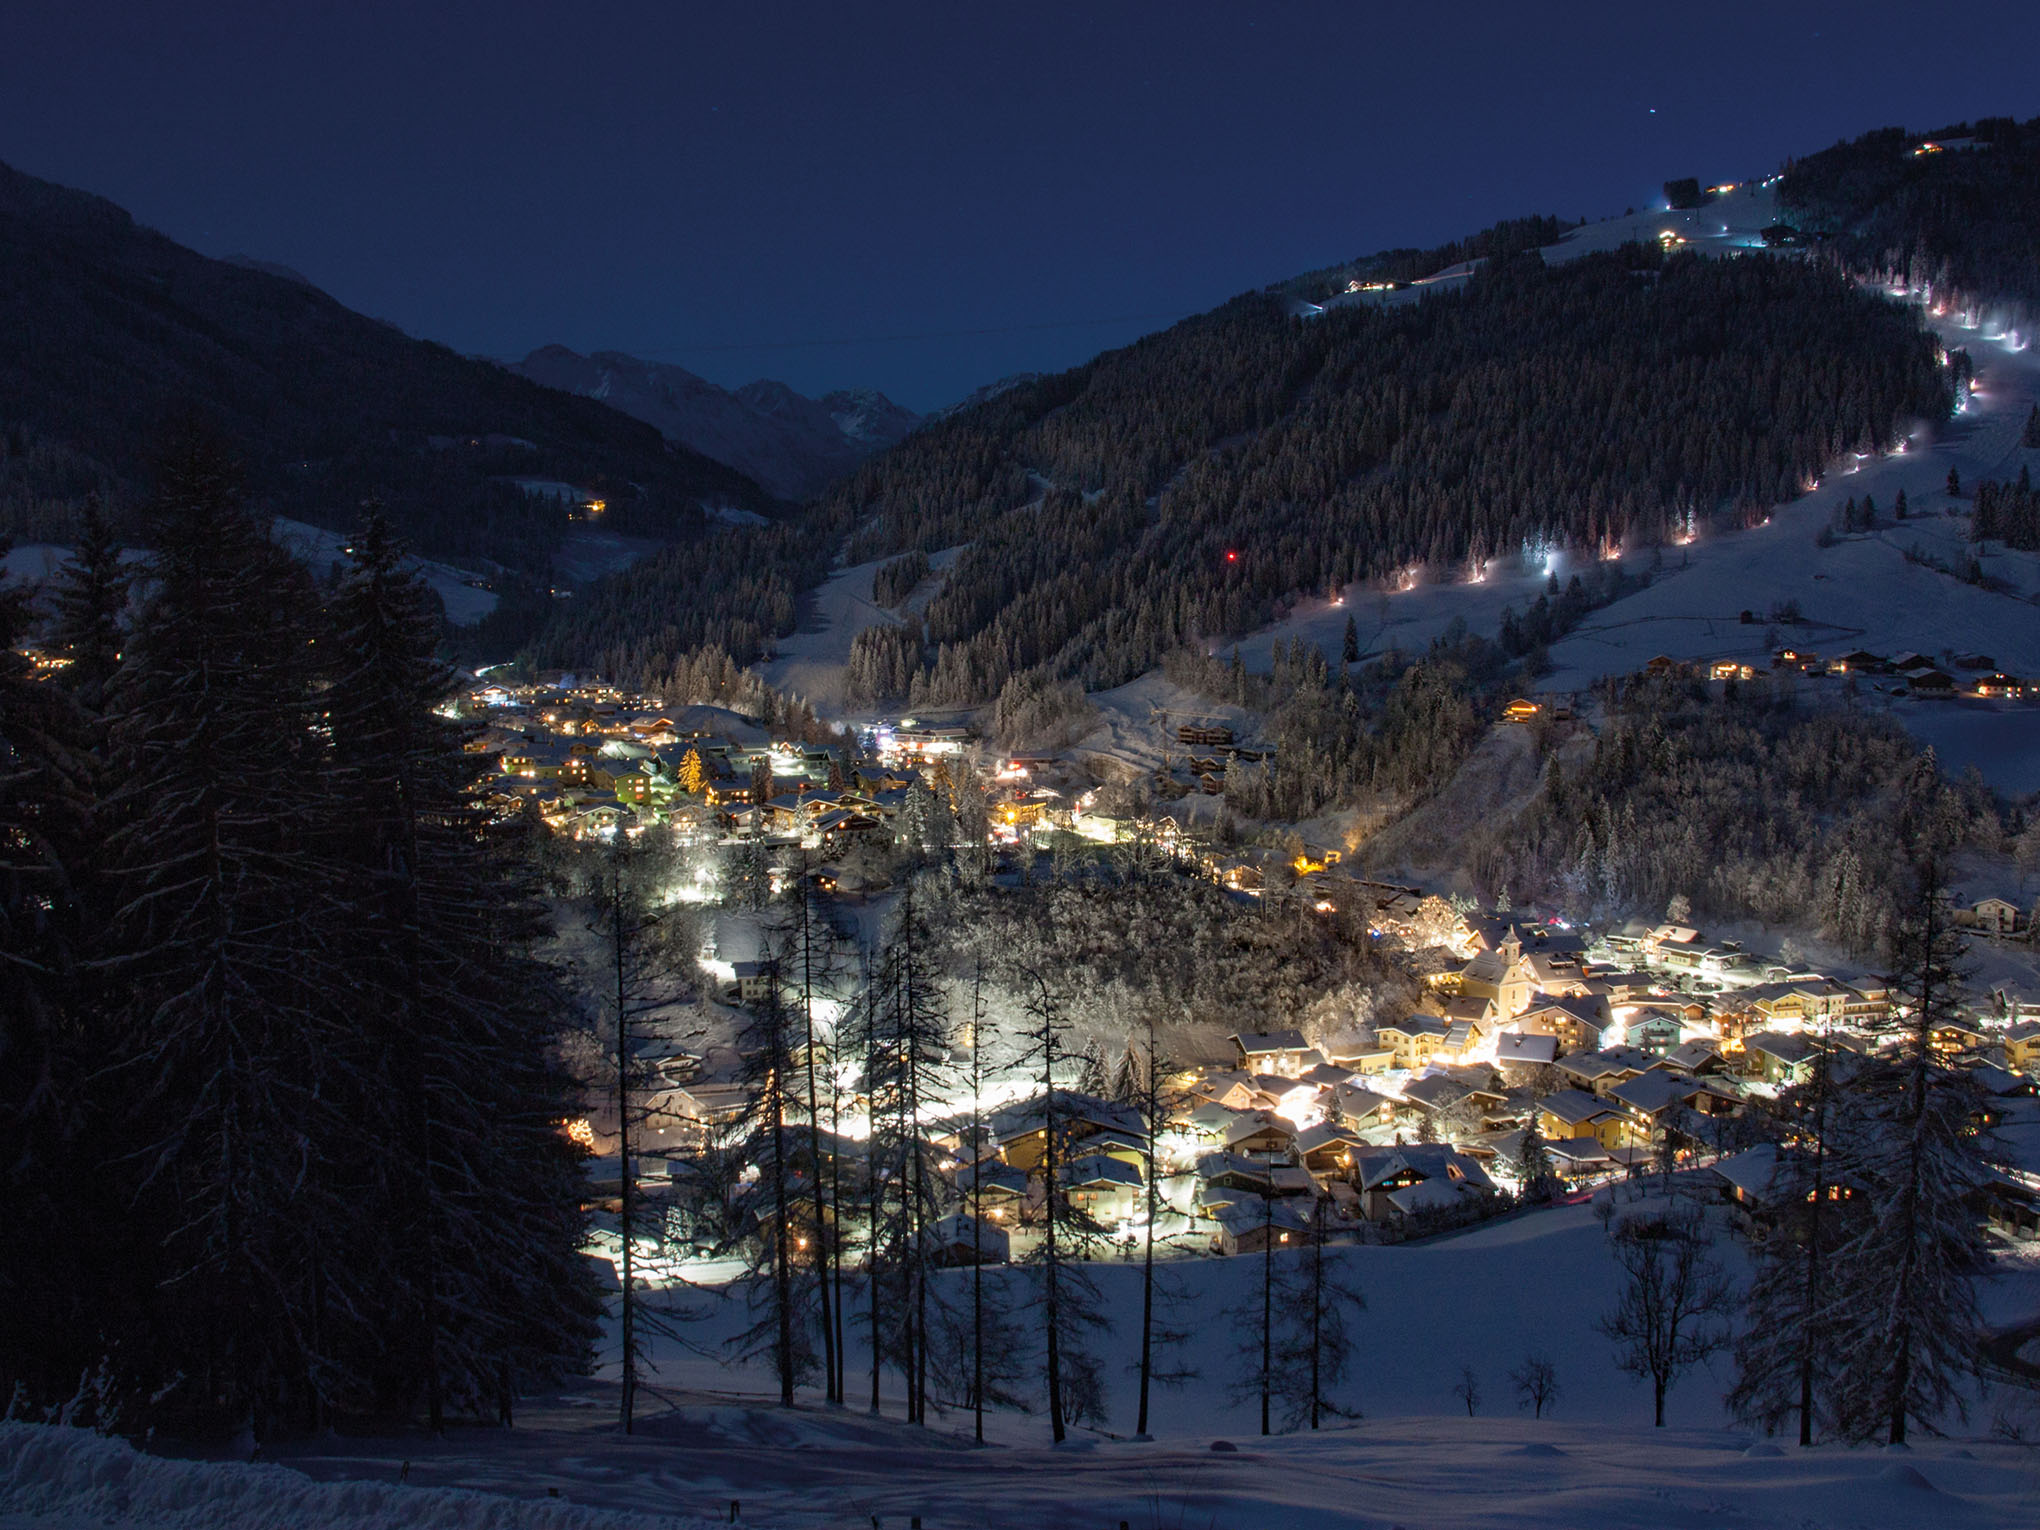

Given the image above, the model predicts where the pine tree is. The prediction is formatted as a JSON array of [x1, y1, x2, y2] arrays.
[[678, 747, 707, 796], [326, 510, 598, 1428], [732, 952, 811, 1407], [46, 498, 127, 710], [99, 428, 344, 1436], [1826, 847, 1992, 1444], [1728, 1048, 1849, 1445], [773, 862, 847, 1403], [0, 539, 108, 1412], [1015, 972, 1111, 1441]]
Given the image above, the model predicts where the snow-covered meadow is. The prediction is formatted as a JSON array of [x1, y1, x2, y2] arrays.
[[17, 1195, 2035, 1530]]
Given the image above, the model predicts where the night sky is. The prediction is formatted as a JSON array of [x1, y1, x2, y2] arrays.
[[5, 2, 2038, 412]]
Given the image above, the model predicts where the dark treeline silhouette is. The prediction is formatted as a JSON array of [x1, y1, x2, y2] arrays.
[[0, 427, 596, 1440], [1971, 465, 2040, 550], [1780, 116, 2040, 313]]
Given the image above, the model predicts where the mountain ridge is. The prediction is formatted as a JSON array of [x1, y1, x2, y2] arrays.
[[509, 345, 918, 502], [0, 157, 774, 579]]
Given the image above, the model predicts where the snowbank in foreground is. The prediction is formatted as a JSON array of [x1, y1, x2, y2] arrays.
[[0, 1423, 716, 1530]]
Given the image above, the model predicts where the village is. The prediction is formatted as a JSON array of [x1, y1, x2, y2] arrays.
[[451, 674, 2040, 1287]]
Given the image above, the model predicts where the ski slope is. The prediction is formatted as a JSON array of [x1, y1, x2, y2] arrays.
[[1239, 297, 2040, 791]]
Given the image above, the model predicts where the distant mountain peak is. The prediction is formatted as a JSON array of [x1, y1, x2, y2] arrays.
[[511, 347, 919, 502]]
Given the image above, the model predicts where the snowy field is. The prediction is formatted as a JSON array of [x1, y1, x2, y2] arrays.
[[16, 1197, 2036, 1529], [11, 1406, 2040, 1530]]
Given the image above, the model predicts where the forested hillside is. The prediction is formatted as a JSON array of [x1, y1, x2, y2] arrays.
[[0, 160, 771, 570], [545, 242, 1947, 698], [1470, 673, 2010, 952], [838, 248, 1946, 706], [1780, 114, 2040, 312]]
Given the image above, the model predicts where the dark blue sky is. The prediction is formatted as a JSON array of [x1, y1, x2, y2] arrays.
[[5, 2, 2037, 411]]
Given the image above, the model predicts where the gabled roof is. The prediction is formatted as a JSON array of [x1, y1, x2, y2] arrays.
[[1660, 1041, 1725, 1073], [1605, 1071, 1694, 1116], [1537, 1088, 1618, 1127], [1061, 1153, 1143, 1189], [1294, 1120, 1368, 1155], [1495, 1033, 1559, 1068], [1743, 1030, 1815, 1066], [1208, 1198, 1315, 1237], [1399, 1073, 1472, 1112], [1232, 1030, 1309, 1054], [1225, 1110, 1297, 1148], [1379, 1014, 1452, 1040], [1353, 1143, 1497, 1194]]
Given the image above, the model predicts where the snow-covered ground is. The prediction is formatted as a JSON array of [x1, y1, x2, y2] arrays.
[[2, 523, 501, 628], [761, 545, 963, 713], [16, 1199, 2040, 1529], [271, 520, 500, 625]]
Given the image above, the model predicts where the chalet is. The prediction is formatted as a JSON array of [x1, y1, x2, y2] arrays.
[[1542, 1136, 1614, 1182], [728, 960, 776, 1005], [1606, 1071, 1739, 1138], [1929, 1016, 1994, 1056], [1230, 1030, 1316, 1076], [1223, 1110, 1299, 1158], [1741, 1030, 1816, 1086], [1971, 674, 2026, 699], [1294, 1121, 1369, 1176], [1613, 1006, 1685, 1055], [925, 1211, 1010, 1267], [957, 1160, 1031, 1222], [1534, 1089, 1626, 1149], [1902, 666, 1955, 696], [1376, 1015, 1453, 1070], [1352, 1144, 1497, 1222], [1502, 698, 1542, 724], [2006, 1021, 2040, 1074], [1959, 897, 2025, 935], [1329, 1082, 1400, 1130], [1555, 1047, 1653, 1097], [1060, 1153, 1144, 1224], [992, 1091, 1147, 1172], [1658, 1041, 1729, 1078], [1832, 649, 1888, 674], [1209, 1196, 1315, 1256], [1708, 1143, 1864, 1237], [1510, 996, 1609, 1055]]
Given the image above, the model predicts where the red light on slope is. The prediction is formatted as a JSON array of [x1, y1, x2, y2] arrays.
[[1225, 550, 1238, 563]]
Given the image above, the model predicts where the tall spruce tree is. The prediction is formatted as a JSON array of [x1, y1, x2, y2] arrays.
[[0, 540, 108, 1411], [100, 430, 343, 1436], [1826, 846, 1993, 1444], [325, 510, 596, 1427], [46, 499, 127, 711], [1728, 1043, 1850, 1445]]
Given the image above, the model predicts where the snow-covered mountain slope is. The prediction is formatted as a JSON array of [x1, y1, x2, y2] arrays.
[[271, 519, 500, 627], [1239, 294, 2040, 790], [509, 347, 917, 503]]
